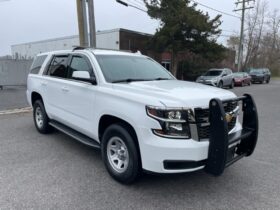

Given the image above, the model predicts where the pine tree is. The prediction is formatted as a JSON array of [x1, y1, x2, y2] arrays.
[[144, 0, 226, 76]]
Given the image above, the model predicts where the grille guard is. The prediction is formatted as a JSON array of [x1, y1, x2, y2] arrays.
[[205, 94, 259, 176]]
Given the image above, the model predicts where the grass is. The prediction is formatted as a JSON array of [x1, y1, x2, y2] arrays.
[[272, 77, 280, 80]]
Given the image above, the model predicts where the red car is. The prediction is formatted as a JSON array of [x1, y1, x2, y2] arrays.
[[233, 72, 251, 86]]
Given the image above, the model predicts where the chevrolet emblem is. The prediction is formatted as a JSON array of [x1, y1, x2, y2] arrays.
[[225, 113, 233, 123]]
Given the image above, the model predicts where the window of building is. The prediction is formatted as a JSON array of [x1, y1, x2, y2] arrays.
[[161, 61, 171, 71]]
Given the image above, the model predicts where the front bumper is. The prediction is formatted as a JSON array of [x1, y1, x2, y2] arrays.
[[138, 94, 258, 175], [251, 76, 264, 82]]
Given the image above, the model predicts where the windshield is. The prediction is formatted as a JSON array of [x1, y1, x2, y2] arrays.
[[233, 73, 244, 78], [95, 55, 174, 83], [250, 69, 263, 74], [204, 70, 222, 76]]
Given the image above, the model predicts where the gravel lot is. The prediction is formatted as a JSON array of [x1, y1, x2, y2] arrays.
[[0, 80, 280, 210]]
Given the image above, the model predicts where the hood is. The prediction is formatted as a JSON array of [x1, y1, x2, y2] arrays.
[[112, 80, 236, 108], [199, 75, 220, 80]]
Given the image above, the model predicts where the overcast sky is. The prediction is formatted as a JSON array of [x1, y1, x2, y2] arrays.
[[0, 0, 279, 56]]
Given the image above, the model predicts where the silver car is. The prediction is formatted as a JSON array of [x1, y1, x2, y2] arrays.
[[196, 68, 234, 89]]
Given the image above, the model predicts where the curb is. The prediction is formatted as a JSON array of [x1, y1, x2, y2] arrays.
[[0, 107, 32, 115]]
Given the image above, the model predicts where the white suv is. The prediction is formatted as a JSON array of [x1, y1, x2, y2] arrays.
[[27, 47, 259, 184]]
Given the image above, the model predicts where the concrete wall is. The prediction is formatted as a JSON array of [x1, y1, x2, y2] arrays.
[[0, 59, 32, 87], [96, 30, 119, 50], [11, 36, 79, 59], [11, 29, 122, 59]]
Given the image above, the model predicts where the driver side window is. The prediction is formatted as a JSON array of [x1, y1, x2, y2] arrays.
[[68, 56, 94, 79]]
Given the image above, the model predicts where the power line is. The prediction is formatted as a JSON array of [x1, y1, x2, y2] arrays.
[[190, 0, 241, 19], [116, 0, 147, 12], [127, 0, 146, 10]]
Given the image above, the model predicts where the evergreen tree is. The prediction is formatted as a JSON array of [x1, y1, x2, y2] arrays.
[[144, 0, 226, 76]]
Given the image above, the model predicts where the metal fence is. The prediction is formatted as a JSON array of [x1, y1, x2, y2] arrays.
[[0, 59, 32, 89]]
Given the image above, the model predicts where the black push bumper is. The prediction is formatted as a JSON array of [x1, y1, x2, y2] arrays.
[[205, 94, 259, 176]]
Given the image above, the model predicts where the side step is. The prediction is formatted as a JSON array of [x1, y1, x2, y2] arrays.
[[49, 120, 100, 149]]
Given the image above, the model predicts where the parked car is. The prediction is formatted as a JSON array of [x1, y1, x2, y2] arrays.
[[233, 72, 251, 86], [26, 48, 259, 184], [196, 68, 234, 89], [249, 68, 271, 84]]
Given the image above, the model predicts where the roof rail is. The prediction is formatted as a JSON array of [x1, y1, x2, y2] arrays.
[[72, 46, 92, 51]]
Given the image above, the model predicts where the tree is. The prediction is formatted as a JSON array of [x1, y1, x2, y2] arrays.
[[227, 0, 280, 76], [144, 0, 226, 77]]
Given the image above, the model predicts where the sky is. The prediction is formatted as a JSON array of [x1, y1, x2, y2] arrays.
[[0, 0, 279, 56]]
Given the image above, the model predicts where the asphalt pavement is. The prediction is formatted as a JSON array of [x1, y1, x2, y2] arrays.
[[0, 86, 28, 111], [0, 81, 280, 209]]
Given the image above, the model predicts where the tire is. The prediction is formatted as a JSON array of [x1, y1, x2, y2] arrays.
[[248, 81, 251, 86], [229, 80, 234, 89], [261, 78, 265, 84], [101, 123, 141, 184], [267, 77, 270, 84], [218, 81, 223, 88], [33, 100, 52, 134]]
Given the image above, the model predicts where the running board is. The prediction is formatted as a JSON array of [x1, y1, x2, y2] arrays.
[[49, 120, 100, 149]]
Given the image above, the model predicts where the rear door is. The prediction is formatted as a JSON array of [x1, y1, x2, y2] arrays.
[[42, 54, 70, 123]]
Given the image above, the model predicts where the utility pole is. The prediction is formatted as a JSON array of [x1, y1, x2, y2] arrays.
[[88, 0, 96, 48], [234, 0, 255, 72], [76, 0, 89, 46]]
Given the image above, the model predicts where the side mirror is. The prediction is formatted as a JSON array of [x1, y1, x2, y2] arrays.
[[72, 71, 96, 84]]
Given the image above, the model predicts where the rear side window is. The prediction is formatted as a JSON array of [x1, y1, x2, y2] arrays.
[[48, 55, 68, 78], [30, 55, 47, 74]]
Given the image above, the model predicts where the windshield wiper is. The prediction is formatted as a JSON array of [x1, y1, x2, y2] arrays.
[[153, 77, 172, 81], [112, 78, 151, 83]]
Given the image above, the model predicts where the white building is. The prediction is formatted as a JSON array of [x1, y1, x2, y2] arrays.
[[11, 28, 151, 59]]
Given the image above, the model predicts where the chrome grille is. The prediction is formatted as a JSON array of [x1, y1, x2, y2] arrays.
[[194, 101, 238, 140]]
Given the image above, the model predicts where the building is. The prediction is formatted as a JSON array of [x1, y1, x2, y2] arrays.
[[11, 28, 153, 59]]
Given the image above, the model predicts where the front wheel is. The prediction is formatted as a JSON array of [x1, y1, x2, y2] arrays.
[[218, 81, 223, 88], [229, 80, 234, 89], [101, 124, 141, 184]]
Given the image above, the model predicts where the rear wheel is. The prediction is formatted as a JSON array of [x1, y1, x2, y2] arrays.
[[33, 100, 52, 134], [101, 123, 141, 184], [267, 77, 270, 83]]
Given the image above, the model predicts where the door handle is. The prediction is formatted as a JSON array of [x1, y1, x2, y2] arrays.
[[61, 87, 69, 92], [41, 82, 47, 86]]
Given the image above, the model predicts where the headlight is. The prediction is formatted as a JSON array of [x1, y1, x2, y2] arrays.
[[212, 78, 218, 83], [146, 106, 193, 139]]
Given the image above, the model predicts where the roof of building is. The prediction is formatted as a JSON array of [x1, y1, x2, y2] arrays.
[[11, 28, 153, 47]]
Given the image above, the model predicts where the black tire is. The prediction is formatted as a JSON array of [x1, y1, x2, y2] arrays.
[[248, 81, 251, 86], [229, 80, 234, 89], [33, 100, 52, 134], [101, 123, 141, 184], [218, 81, 223, 88], [267, 77, 270, 84]]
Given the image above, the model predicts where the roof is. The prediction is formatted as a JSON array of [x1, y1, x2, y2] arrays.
[[11, 28, 153, 47], [37, 48, 145, 57]]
